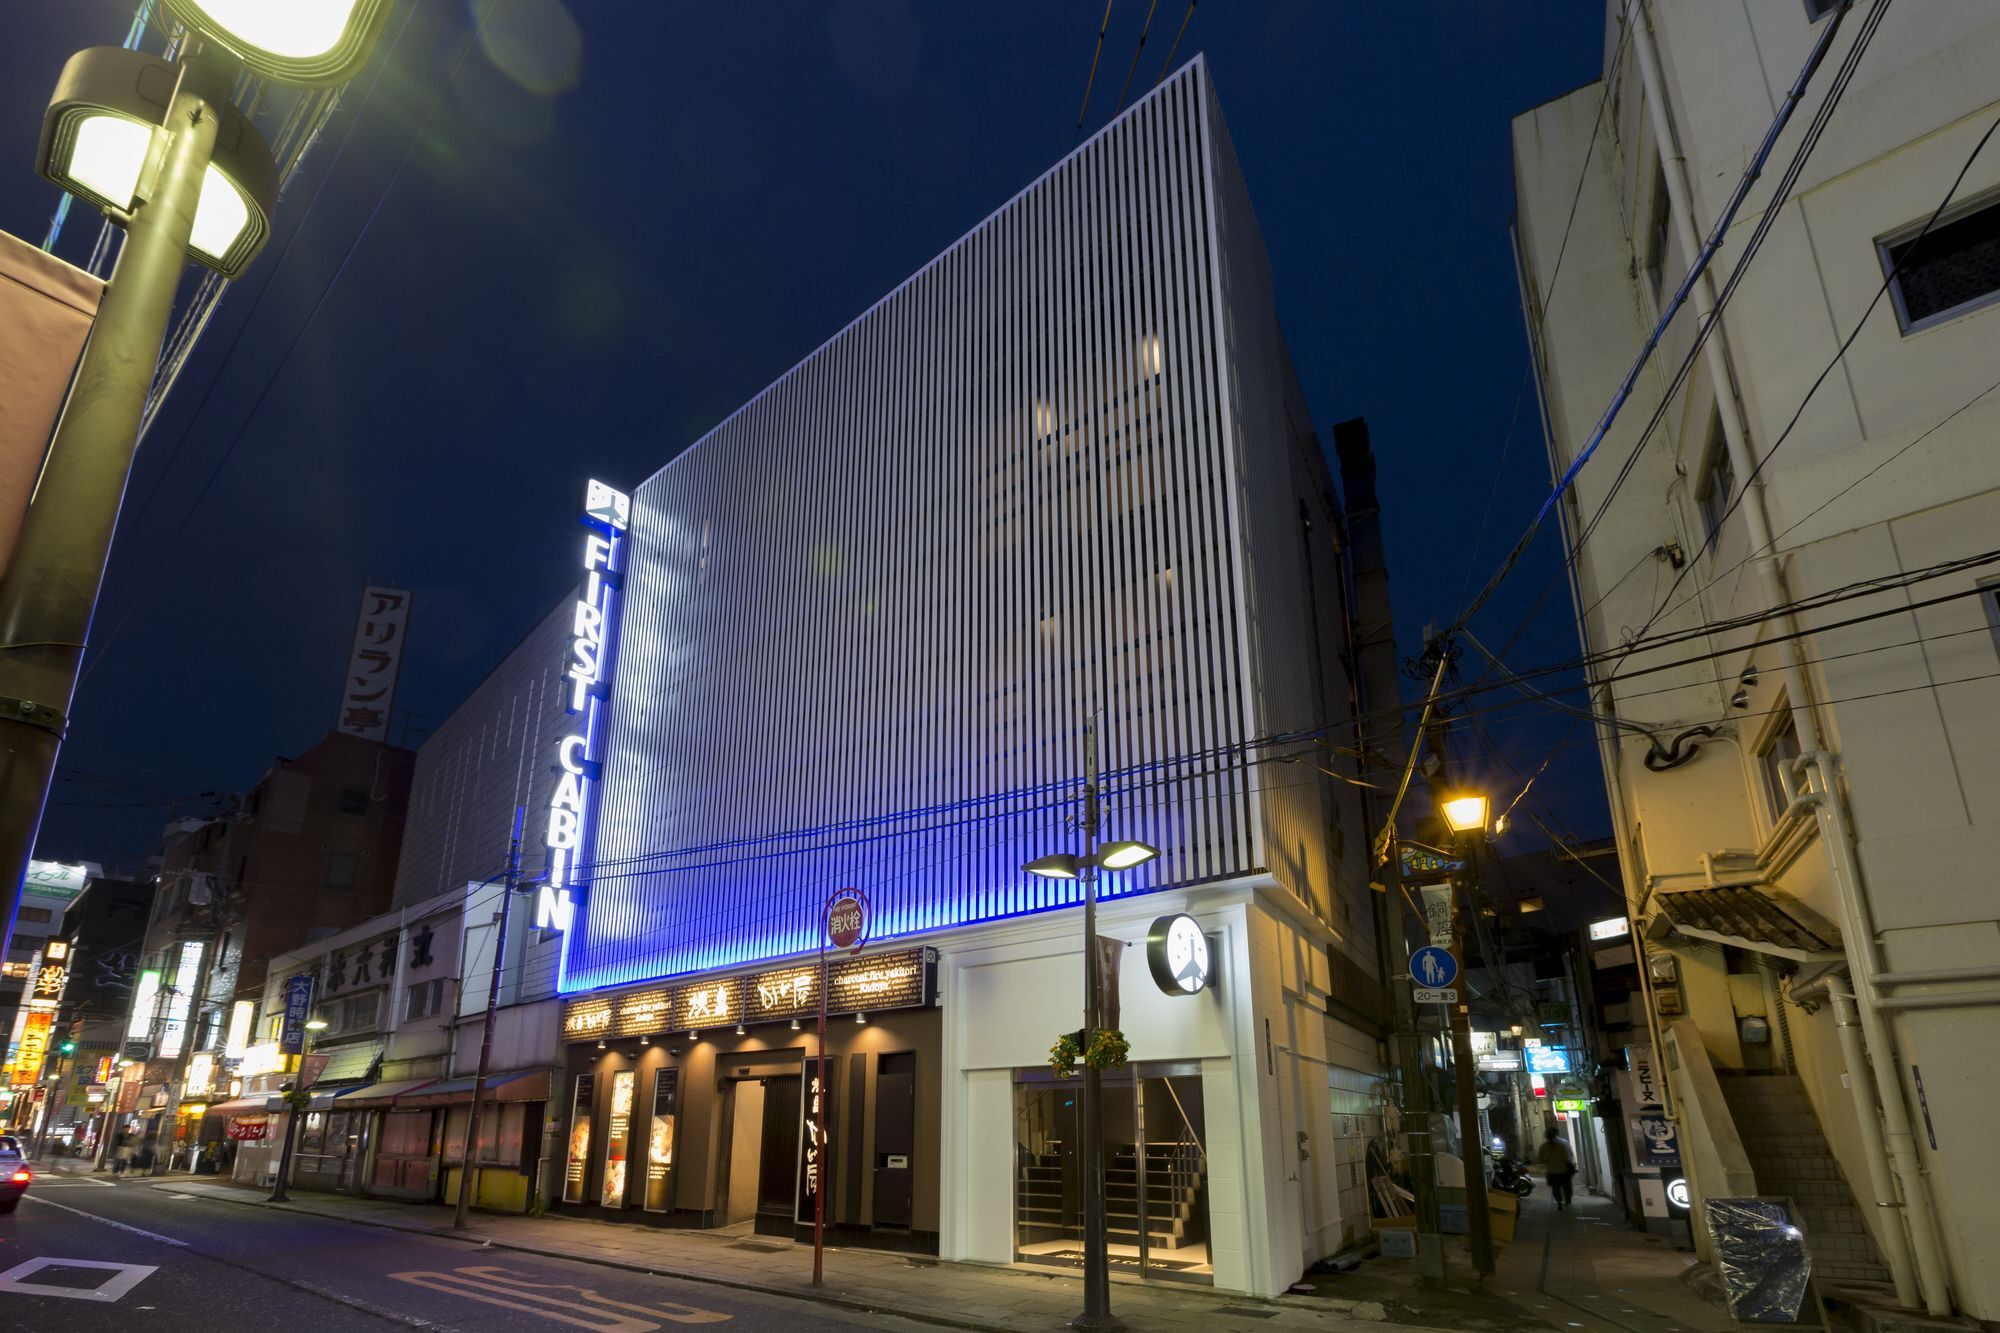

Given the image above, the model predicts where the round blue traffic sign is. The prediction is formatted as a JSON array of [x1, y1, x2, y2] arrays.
[[1410, 945, 1458, 989]]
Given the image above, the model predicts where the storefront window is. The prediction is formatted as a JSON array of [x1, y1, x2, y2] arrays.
[[1013, 1063, 1212, 1285], [644, 1068, 678, 1213], [563, 1074, 593, 1204], [601, 1069, 636, 1208]]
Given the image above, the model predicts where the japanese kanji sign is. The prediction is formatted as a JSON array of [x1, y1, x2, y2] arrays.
[[335, 586, 412, 741]]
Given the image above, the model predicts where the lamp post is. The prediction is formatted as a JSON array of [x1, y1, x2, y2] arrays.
[[1024, 718, 1159, 1333], [456, 809, 526, 1230], [1438, 790, 1496, 1278], [268, 1017, 327, 1202], [0, 2, 392, 966]]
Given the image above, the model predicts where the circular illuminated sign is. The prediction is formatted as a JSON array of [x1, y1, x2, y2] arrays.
[[827, 892, 867, 953], [1666, 1177, 1691, 1209], [1147, 914, 1211, 995]]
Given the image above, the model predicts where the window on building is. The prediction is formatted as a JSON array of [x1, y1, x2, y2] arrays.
[[16, 908, 51, 925], [1697, 412, 1736, 548], [405, 979, 447, 1022], [325, 850, 359, 891], [1646, 157, 1673, 303], [318, 992, 380, 1037], [1757, 711, 1802, 821], [1881, 193, 2000, 332], [1802, 0, 1839, 20], [338, 787, 369, 815]]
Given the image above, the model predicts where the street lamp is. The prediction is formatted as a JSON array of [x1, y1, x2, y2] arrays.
[[1022, 720, 1159, 1333], [0, 4, 392, 996], [37, 48, 278, 278], [1440, 792, 1491, 837], [165, 0, 397, 86], [268, 1018, 327, 1203]]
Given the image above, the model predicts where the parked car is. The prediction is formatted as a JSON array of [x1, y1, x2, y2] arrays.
[[0, 1151, 27, 1214]]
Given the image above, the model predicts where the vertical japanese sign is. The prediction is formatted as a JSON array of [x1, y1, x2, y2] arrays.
[[335, 586, 412, 741], [563, 1074, 595, 1205], [797, 1071, 824, 1225], [278, 973, 315, 1055], [541, 480, 631, 949], [11, 1012, 52, 1087], [601, 1068, 635, 1208], [644, 1067, 679, 1213]]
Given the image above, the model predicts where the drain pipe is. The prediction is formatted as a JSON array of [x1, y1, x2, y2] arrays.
[[1631, 6, 1949, 1315]]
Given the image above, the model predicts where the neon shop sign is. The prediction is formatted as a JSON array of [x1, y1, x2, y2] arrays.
[[539, 479, 631, 933]]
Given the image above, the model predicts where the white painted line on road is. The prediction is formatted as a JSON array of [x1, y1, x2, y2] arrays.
[[20, 1194, 189, 1246], [0, 1257, 158, 1303], [35, 1178, 116, 1188]]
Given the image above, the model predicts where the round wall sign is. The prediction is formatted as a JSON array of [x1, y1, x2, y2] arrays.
[[1147, 913, 1212, 995], [827, 892, 866, 952]]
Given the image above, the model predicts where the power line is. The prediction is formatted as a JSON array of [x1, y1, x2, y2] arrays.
[[1455, 0, 1866, 636], [1152, 1, 1196, 87], [1076, 0, 1116, 138], [1110, 0, 1160, 116], [1611, 106, 2000, 667]]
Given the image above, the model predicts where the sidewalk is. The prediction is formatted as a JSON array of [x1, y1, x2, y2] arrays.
[[150, 1177, 1459, 1333], [1303, 1191, 1726, 1333]]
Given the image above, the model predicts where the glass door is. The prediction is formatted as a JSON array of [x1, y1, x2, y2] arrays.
[[1012, 1064, 1211, 1284]]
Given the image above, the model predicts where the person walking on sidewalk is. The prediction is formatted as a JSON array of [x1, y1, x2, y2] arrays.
[[1535, 1126, 1576, 1211]]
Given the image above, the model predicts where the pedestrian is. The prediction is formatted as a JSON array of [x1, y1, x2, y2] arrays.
[[112, 1133, 131, 1176], [1535, 1125, 1576, 1211]]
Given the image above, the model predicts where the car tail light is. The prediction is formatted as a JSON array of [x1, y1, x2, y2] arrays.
[[8, 1169, 28, 1183]]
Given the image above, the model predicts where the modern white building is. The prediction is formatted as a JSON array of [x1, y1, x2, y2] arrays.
[[496, 59, 1404, 1298], [1513, 2, 2000, 1319]]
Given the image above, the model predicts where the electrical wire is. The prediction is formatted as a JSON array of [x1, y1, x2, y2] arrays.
[[1460, 0, 1872, 638], [1152, 0, 1196, 87], [1110, 0, 1160, 116], [1076, 0, 1116, 137]]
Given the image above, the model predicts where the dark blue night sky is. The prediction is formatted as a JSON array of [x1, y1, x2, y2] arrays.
[[5, 2, 1610, 864]]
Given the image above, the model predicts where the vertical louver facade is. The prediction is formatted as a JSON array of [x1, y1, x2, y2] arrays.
[[565, 60, 1338, 993]]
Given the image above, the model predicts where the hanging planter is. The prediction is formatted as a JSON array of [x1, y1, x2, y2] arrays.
[[1048, 1028, 1130, 1077]]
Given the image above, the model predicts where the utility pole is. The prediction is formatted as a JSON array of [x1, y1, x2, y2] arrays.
[[1384, 838, 1446, 1281], [1076, 718, 1114, 1331], [1446, 871, 1495, 1276], [456, 808, 525, 1230]]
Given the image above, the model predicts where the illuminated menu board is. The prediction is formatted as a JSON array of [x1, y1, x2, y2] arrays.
[[644, 1067, 678, 1213], [562, 1074, 594, 1204], [601, 1069, 635, 1207], [560, 948, 935, 1042]]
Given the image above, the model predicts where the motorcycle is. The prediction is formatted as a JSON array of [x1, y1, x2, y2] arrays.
[[1489, 1153, 1536, 1198]]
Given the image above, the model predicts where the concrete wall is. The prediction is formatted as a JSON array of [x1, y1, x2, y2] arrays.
[[1513, 2, 2000, 1315]]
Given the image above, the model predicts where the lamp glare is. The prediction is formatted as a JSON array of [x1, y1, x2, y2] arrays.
[[1023, 853, 1081, 880], [66, 114, 150, 209], [1441, 794, 1490, 835], [186, 0, 366, 60], [189, 166, 252, 262], [1097, 840, 1160, 870]]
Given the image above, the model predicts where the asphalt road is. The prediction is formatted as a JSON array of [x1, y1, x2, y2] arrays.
[[1, 1174, 938, 1333]]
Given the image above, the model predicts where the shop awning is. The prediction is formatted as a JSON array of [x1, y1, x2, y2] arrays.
[[1650, 886, 1843, 963], [206, 1095, 281, 1118], [395, 1069, 550, 1108], [312, 1041, 384, 1086], [335, 1078, 442, 1109]]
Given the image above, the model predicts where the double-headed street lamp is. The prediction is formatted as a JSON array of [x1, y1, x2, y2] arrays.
[[1024, 719, 1159, 1333], [0, 2, 395, 962]]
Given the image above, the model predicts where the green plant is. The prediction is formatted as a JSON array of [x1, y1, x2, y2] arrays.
[[1048, 1032, 1083, 1077], [1084, 1028, 1129, 1071], [281, 1086, 313, 1113], [527, 1192, 548, 1218]]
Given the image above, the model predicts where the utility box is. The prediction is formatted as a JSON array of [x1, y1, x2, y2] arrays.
[[1378, 1221, 1418, 1259]]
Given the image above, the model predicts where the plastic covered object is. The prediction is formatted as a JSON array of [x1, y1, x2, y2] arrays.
[[1706, 1196, 1813, 1323]]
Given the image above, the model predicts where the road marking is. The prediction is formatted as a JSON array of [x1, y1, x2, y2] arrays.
[[0, 1257, 158, 1303], [390, 1265, 729, 1329], [19, 1194, 189, 1246], [34, 1178, 116, 1188]]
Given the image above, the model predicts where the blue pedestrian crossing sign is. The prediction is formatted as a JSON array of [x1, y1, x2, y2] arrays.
[[1410, 945, 1458, 990]]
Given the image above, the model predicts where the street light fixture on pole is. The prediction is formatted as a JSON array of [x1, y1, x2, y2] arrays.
[[1437, 789, 1496, 1278], [1023, 718, 1159, 1333], [268, 1017, 327, 1203], [0, 1, 394, 966], [456, 809, 526, 1231]]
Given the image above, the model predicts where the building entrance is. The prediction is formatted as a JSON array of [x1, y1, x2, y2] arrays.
[[1013, 1063, 1211, 1284], [718, 1073, 802, 1236]]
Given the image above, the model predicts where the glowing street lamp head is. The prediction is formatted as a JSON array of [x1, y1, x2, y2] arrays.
[[165, 0, 396, 87], [37, 47, 279, 278], [303, 1018, 329, 1031], [1022, 853, 1083, 881], [1096, 840, 1160, 871], [1441, 792, 1491, 836]]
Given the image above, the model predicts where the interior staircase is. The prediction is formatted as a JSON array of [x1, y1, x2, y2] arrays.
[[1014, 1140, 1207, 1253], [1715, 1070, 1892, 1285]]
